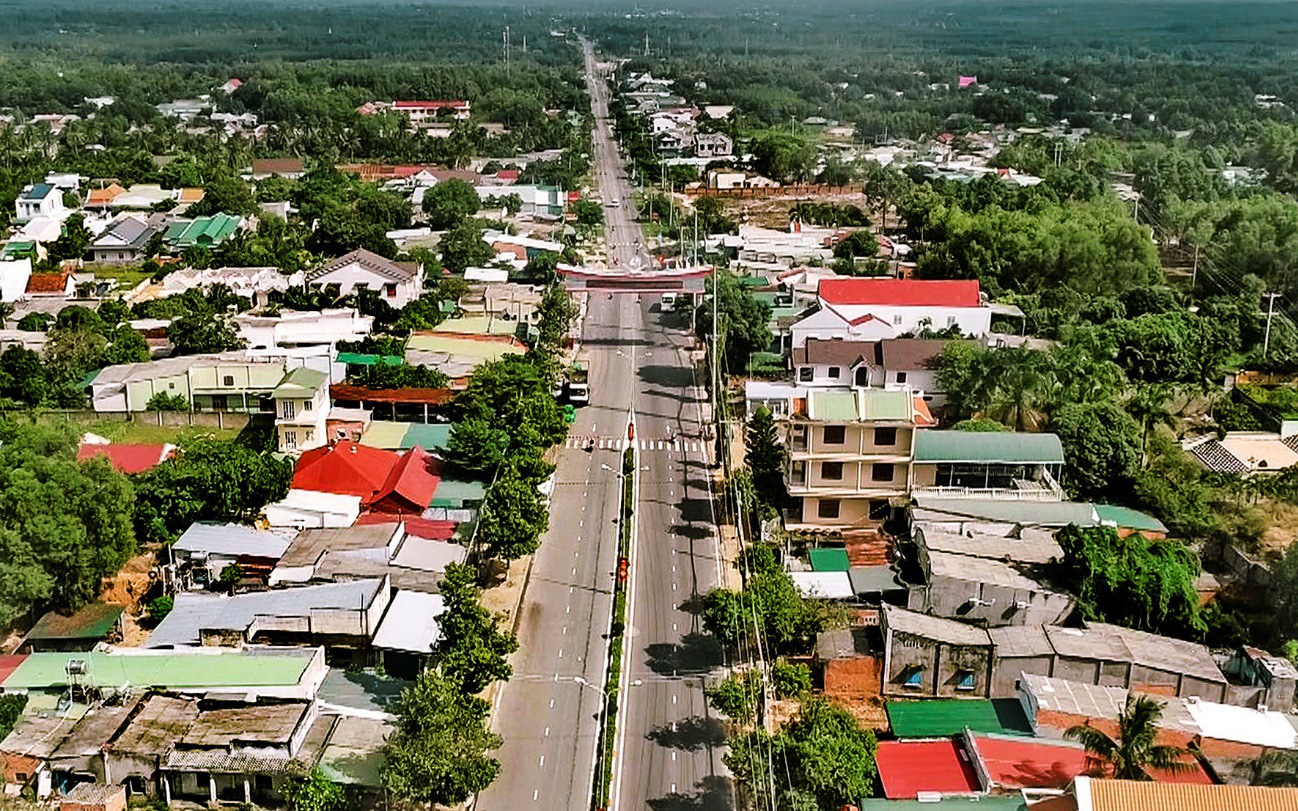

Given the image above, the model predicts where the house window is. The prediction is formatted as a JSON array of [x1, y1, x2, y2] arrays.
[[355, 282, 370, 292], [817, 499, 840, 519], [821, 461, 844, 481], [956, 670, 976, 691], [874, 427, 897, 446], [893, 315, 903, 325], [822, 425, 846, 445], [903, 668, 924, 688], [827, 366, 841, 379], [385, 283, 398, 297], [791, 461, 806, 482], [301, 399, 311, 413], [947, 316, 957, 327], [896, 371, 908, 384], [211, 394, 228, 410], [281, 400, 296, 420], [872, 463, 895, 482], [223, 375, 235, 387], [869, 499, 890, 520], [798, 367, 813, 382], [284, 430, 298, 450]]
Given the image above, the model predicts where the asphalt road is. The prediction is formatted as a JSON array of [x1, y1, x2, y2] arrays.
[[477, 40, 730, 811]]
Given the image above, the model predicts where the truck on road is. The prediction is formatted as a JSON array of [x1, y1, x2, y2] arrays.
[[568, 359, 590, 405]]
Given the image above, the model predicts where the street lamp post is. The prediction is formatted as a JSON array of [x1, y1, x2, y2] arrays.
[[574, 675, 642, 810]]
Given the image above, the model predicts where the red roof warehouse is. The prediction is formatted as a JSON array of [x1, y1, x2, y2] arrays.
[[292, 441, 439, 515], [875, 733, 1213, 799], [817, 278, 983, 308]]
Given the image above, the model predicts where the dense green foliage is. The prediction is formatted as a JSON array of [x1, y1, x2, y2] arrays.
[[745, 407, 788, 515], [282, 768, 345, 811], [0, 422, 135, 622], [703, 545, 841, 653], [433, 563, 519, 693], [133, 439, 293, 545], [1055, 525, 1205, 638], [381, 669, 502, 808], [727, 698, 877, 811]]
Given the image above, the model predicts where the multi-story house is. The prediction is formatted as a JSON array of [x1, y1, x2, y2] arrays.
[[785, 388, 936, 528], [271, 367, 331, 454]]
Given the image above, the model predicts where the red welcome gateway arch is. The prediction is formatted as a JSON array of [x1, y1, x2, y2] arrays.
[[556, 264, 713, 293]]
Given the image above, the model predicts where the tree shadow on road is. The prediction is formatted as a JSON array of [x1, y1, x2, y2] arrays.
[[647, 715, 727, 751], [677, 593, 707, 615], [644, 632, 724, 675], [638, 364, 700, 389], [670, 523, 712, 542], [647, 776, 734, 811]]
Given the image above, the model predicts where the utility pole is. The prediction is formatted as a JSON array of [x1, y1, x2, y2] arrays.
[[1191, 244, 1199, 291], [1264, 292, 1282, 358]]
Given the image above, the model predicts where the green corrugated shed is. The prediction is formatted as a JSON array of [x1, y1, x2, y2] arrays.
[[808, 547, 851, 572], [1094, 503, 1167, 534], [26, 603, 123, 642], [431, 477, 487, 508], [809, 390, 858, 421], [4, 651, 314, 690], [885, 698, 1034, 739], [403, 423, 452, 452], [913, 430, 1064, 464], [337, 352, 404, 367]]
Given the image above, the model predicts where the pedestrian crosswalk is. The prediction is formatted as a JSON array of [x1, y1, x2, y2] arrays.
[[563, 435, 707, 454]]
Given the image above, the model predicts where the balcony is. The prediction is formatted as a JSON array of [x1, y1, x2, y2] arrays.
[[912, 467, 1065, 501]]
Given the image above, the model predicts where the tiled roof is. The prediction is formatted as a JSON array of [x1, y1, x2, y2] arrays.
[[291, 441, 439, 512], [972, 733, 1212, 789], [819, 278, 982, 308], [251, 158, 305, 175], [306, 248, 416, 284], [1082, 778, 1298, 811], [25, 270, 70, 294], [1188, 438, 1249, 473]]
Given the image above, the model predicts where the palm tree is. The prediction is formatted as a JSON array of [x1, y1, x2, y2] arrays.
[[1249, 749, 1298, 786], [1126, 384, 1177, 467], [1065, 695, 1193, 780]]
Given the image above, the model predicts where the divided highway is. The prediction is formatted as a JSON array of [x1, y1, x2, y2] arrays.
[[477, 39, 731, 811]]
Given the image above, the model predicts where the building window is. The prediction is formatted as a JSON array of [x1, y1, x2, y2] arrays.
[[223, 375, 235, 387], [817, 499, 840, 519], [281, 400, 296, 420], [893, 315, 903, 325], [869, 499, 890, 520], [821, 461, 844, 481], [872, 463, 895, 482], [947, 316, 957, 327], [896, 371, 908, 384], [791, 461, 806, 482], [903, 667, 924, 688], [798, 367, 813, 382], [385, 283, 398, 297], [827, 366, 841, 379], [284, 430, 298, 450], [874, 427, 897, 446], [301, 399, 311, 412], [823, 425, 846, 445], [957, 670, 976, 691]]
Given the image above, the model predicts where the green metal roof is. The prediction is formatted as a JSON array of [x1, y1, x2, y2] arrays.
[[404, 423, 452, 451], [808, 390, 858, 421], [808, 547, 851, 572], [337, 352, 404, 367], [913, 430, 1064, 464], [431, 477, 487, 508], [3, 651, 315, 690], [885, 698, 1034, 739], [25, 603, 123, 641], [273, 367, 328, 397], [167, 213, 241, 248], [1094, 503, 1167, 534], [360, 421, 453, 452]]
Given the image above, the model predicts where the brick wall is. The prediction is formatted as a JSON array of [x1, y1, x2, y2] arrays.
[[825, 655, 882, 698], [1033, 708, 1269, 761]]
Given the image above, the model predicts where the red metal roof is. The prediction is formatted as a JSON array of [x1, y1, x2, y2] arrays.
[[972, 735, 1213, 790], [76, 443, 171, 475], [495, 169, 520, 181], [818, 278, 982, 308], [876, 740, 980, 799], [0, 654, 27, 686], [355, 514, 459, 541], [292, 441, 439, 513]]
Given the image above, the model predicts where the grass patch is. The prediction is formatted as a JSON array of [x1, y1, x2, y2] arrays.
[[89, 264, 152, 290], [71, 419, 243, 445]]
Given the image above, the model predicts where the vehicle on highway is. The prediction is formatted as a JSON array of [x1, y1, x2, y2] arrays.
[[608, 197, 620, 207], [660, 292, 678, 311], [567, 358, 590, 405]]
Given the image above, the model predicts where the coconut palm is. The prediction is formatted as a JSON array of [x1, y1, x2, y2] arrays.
[[1250, 749, 1298, 786], [1065, 694, 1193, 780]]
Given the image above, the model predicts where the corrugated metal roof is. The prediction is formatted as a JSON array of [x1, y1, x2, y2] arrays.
[[337, 352, 404, 367], [914, 430, 1064, 464], [174, 522, 297, 559], [789, 571, 855, 599], [886, 698, 1033, 738], [273, 366, 328, 397], [1093, 503, 1167, 533], [25, 603, 123, 641], [876, 739, 981, 799], [807, 547, 851, 572], [147, 580, 381, 647], [372, 590, 445, 653], [2, 650, 314, 690], [808, 390, 857, 421], [912, 497, 1097, 527]]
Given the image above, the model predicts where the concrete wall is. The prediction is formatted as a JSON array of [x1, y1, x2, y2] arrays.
[[919, 571, 1075, 628], [883, 629, 992, 698], [990, 655, 1053, 696]]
